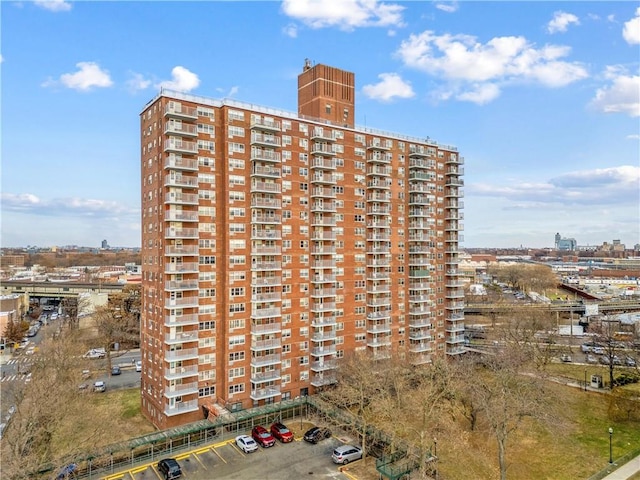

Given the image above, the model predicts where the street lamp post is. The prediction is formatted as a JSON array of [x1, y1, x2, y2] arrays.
[[609, 427, 614, 464], [584, 370, 587, 392]]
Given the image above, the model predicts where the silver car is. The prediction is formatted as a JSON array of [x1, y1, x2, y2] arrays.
[[331, 445, 363, 464]]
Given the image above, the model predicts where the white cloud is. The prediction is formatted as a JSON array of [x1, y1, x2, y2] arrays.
[[627, 134, 640, 140], [42, 62, 113, 91], [547, 11, 580, 34], [434, 2, 458, 14], [1, 193, 137, 217], [590, 67, 640, 117], [283, 23, 298, 38], [34, 0, 72, 12], [281, 0, 405, 30], [622, 7, 640, 45], [227, 86, 239, 97], [396, 30, 588, 103], [469, 166, 640, 207], [126, 72, 152, 93], [362, 73, 414, 102], [156, 66, 200, 92]]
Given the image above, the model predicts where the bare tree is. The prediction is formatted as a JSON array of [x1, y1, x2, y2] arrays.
[[465, 348, 553, 480], [93, 285, 141, 372], [590, 316, 625, 390]]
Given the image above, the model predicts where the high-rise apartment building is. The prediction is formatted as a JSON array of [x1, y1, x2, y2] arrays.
[[140, 61, 464, 429]]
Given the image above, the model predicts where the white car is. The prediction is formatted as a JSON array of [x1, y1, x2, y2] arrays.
[[83, 348, 106, 359], [135, 361, 142, 372], [235, 434, 258, 453]]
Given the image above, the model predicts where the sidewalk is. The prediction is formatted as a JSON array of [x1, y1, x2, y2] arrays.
[[601, 455, 640, 480]]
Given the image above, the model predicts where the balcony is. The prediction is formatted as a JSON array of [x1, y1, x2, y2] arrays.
[[311, 144, 337, 156], [250, 386, 281, 401], [164, 365, 199, 380], [367, 310, 391, 320], [311, 316, 337, 327], [165, 155, 198, 171], [367, 219, 390, 228], [251, 307, 281, 319], [311, 330, 337, 342], [165, 245, 199, 256], [311, 231, 337, 241], [310, 128, 337, 141], [311, 245, 336, 255], [311, 302, 336, 313], [446, 324, 465, 334], [251, 338, 282, 351], [366, 193, 391, 202], [447, 346, 467, 356], [251, 133, 281, 147], [252, 245, 281, 255], [311, 217, 337, 227], [164, 382, 199, 398], [367, 141, 391, 152], [409, 194, 435, 205], [408, 146, 429, 158], [311, 201, 337, 213], [251, 353, 281, 367], [408, 317, 432, 328], [251, 181, 281, 194], [165, 331, 198, 344], [252, 166, 281, 178], [251, 197, 282, 209], [366, 322, 391, 334], [446, 302, 465, 311], [409, 330, 432, 341], [409, 269, 430, 279], [165, 210, 199, 222], [446, 335, 466, 345], [165, 314, 199, 327], [312, 259, 336, 269], [251, 214, 281, 224], [446, 289, 465, 299], [366, 232, 391, 241], [409, 281, 431, 290], [251, 149, 281, 163], [311, 374, 337, 387], [164, 122, 198, 137], [311, 157, 337, 170], [250, 118, 281, 132], [409, 342, 432, 353], [367, 180, 390, 190], [311, 187, 336, 198], [367, 207, 391, 215], [446, 155, 464, 165], [312, 173, 336, 184], [164, 139, 198, 154], [367, 284, 391, 294], [366, 271, 391, 281], [367, 337, 392, 348], [165, 262, 198, 274], [310, 287, 337, 297], [165, 192, 199, 205], [251, 276, 282, 287], [251, 322, 281, 335], [165, 228, 198, 239], [165, 348, 199, 362], [367, 296, 391, 307], [409, 294, 431, 304], [164, 399, 199, 417], [251, 229, 281, 240], [250, 369, 281, 384], [311, 359, 337, 372], [164, 103, 198, 120], [446, 177, 464, 187], [366, 166, 392, 177], [367, 258, 390, 268], [251, 292, 281, 303], [165, 280, 198, 292], [311, 345, 337, 356], [164, 296, 199, 309]]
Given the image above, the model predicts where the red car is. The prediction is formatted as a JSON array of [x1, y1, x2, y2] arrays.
[[270, 422, 294, 443], [251, 425, 276, 448]]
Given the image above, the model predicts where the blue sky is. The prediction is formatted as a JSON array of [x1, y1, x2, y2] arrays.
[[2, 0, 639, 249]]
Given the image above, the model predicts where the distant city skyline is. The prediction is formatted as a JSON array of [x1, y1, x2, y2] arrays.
[[1, 1, 639, 248]]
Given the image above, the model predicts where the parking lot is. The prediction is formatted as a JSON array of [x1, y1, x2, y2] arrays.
[[104, 431, 359, 480]]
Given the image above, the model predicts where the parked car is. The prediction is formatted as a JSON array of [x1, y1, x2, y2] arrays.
[[560, 354, 572, 363], [83, 348, 106, 359], [157, 458, 182, 479], [111, 366, 121, 376], [136, 360, 142, 372], [270, 422, 294, 443], [93, 381, 106, 392], [586, 354, 598, 364], [303, 426, 332, 444], [251, 425, 276, 447], [235, 434, 258, 453], [331, 445, 363, 464], [626, 356, 637, 367], [593, 346, 605, 355], [600, 356, 611, 365]]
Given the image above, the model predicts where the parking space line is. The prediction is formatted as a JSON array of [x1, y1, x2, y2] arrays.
[[213, 447, 228, 464], [193, 453, 208, 470], [175, 452, 192, 461], [129, 465, 148, 475]]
